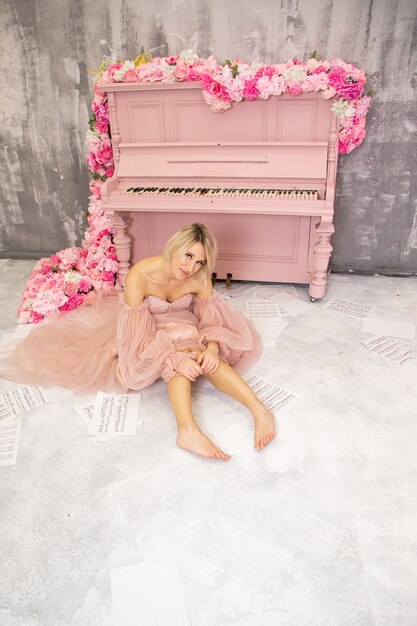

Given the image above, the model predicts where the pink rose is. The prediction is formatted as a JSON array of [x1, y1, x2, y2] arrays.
[[123, 68, 139, 82], [107, 63, 123, 81], [173, 62, 190, 81], [105, 165, 115, 178], [321, 86, 337, 99], [59, 293, 86, 312], [87, 153, 98, 172], [310, 65, 327, 74], [102, 270, 116, 282], [64, 283, 78, 296], [187, 67, 204, 81], [94, 82, 104, 96]]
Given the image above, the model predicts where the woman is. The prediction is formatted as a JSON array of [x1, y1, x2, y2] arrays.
[[1, 224, 275, 460]]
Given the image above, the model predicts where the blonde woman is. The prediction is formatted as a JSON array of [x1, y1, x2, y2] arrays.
[[2, 224, 275, 460]]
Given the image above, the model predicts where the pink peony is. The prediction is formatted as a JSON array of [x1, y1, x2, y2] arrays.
[[336, 81, 364, 101], [78, 279, 92, 293], [96, 121, 109, 134], [243, 78, 259, 100], [95, 145, 113, 165], [59, 293, 86, 312], [286, 80, 303, 95], [327, 67, 346, 87]]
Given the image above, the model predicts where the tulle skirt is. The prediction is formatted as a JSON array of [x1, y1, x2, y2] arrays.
[[0, 292, 262, 394]]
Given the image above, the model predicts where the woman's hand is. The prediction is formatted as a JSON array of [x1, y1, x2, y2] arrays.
[[197, 343, 220, 375], [176, 356, 203, 382]]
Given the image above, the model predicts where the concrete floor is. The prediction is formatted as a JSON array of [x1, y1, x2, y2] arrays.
[[0, 259, 416, 626]]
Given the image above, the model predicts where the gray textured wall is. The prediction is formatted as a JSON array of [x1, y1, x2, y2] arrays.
[[0, 0, 416, 273]]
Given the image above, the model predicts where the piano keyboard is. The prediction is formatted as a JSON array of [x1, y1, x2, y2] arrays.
[[123, 186, 318, 200]]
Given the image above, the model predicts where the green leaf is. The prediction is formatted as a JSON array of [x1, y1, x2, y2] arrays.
[[101, 175, 107, 182], [224, 59, 231, 66], [231, 64, 238, 78], [367, 89, 376, 97], [309, 50, 318, 59], [91, 172, 101, 180]]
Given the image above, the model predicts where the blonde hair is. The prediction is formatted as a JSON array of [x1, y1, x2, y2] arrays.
[[163, 223, 217, 279]]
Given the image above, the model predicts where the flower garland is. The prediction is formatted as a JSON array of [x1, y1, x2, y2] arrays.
[[18, 50, 372, 323]]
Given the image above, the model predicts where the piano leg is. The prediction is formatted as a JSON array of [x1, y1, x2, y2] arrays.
[[309, 220, 334, 300], [110, 211, 131, 287]]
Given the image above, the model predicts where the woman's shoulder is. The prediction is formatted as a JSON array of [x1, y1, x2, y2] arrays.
[[128, 256, 162, 277]]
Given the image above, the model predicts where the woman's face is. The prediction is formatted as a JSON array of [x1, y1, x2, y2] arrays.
[[171, 242, 207, 280]]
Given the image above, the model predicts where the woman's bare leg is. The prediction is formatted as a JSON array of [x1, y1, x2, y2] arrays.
[[205, 361, 275, 450], [166, 374, 230, 460]]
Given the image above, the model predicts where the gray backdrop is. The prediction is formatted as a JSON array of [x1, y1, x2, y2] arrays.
[[1, 0, 416, 273]]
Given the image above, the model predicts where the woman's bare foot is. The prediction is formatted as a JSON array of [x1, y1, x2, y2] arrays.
[[252, 403, 276, 450], [176, 427, 230, 460]]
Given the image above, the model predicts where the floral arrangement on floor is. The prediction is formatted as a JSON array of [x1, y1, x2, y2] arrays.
[[18, 50, 373, 323]]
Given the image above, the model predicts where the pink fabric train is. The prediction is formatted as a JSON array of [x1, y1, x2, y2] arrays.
[[1, 291, 261, 394]]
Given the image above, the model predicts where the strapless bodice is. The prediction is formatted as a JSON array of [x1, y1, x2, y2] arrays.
[[145, 293, 194, 313]]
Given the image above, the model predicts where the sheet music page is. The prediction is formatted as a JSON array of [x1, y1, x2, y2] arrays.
[[246, 375, 295, 412], [246, 301, 281, 320], [88, 392, 141, 437], [74, 403, 95, 428], [361, 318, 415, 340], [276, 294, 313, 316], [253, 284, 298, 299], [362, 335, 413, 365], [322, 298, 374, 319], [0, 399, 13, 421], [0, 386, 52, 417], [0, 419, 21, 467], [111, 560, 191, 626], [215, 282, 255, 299]]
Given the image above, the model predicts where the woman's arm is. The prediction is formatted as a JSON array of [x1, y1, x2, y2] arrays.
[[124, 265, 146, 307], [195, 280, 220, 374]]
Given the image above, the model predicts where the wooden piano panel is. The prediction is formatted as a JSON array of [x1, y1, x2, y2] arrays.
[[127, 212, 319, 283]]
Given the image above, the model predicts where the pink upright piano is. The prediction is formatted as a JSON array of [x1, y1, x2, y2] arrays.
[[99, 82, 339, 300]]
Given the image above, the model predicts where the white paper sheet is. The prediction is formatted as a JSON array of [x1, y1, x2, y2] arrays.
[[361, 317, 415, 340], [0, 419, 21, 467], [0, 386, 52, 417], [88, 392, 141, 437], [74, 403, 95, 428], [246, 375, 296, 412], [276, 293, 313, 316], [246, 301, 281, 320], [111, 560, 191, 626], [215, 282, 255, 299], [257, 319, 288, 339], [322, 298, 374, 319], [0, 400, 13, 421], [253, 284, 298, 299], [362, 335, 413, 365]]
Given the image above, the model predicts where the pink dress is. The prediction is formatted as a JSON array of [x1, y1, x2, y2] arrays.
[[0, 291, 262, 394]]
